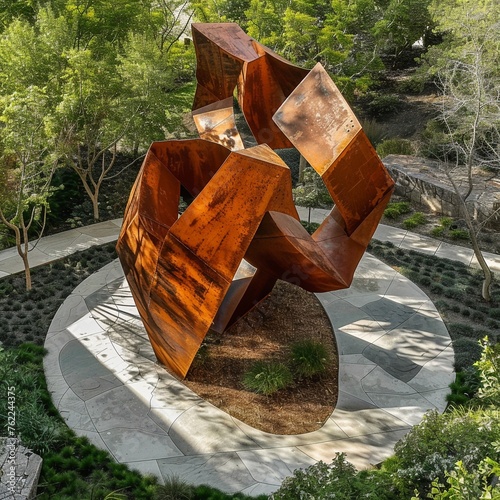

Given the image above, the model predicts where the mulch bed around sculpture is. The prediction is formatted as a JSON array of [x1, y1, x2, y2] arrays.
[[184, 280, 338, 435]]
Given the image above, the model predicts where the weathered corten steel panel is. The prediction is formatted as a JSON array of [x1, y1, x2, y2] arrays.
[[116, 23, 395, 379]]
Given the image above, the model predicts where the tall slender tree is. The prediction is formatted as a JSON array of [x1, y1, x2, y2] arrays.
[[0, 88, 59, 290], [423, 0, 500, 300]]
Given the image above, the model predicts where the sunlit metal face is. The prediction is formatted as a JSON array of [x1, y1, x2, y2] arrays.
[[116, 23, 394, 378]]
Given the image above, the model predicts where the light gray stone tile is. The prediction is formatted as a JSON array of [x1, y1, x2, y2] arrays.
[[232, 416, 348, 448], [399, 232, 440, 254], [362, 297, 417, 330], [315, 291, 342, 307], [338, 363, 377, 403], [47, 294, 90, 334], [361, 367, 417, 395], [148, 408, 186, 433], [71, 374, 123, 401], [298, 429, 410, 470], [335, 391, 378, 411], [373, 225, 407, 245], [58, 388, 95, 432], [408, 346, 456, 393], [362, 345, 421, 383], [85, 385, 163, 434], [101, 428, 182, 462], [150, 379, 202, 410], [157, 453, 256, 494], [370, 327, 451, 368], [323, 300, 371, 329], [328, 408, 409, 438], [339, 354, 377, 365], [338, 319, 388, 344], [123, 460, 163, 483], [365, 393, 435, 426], [237, 447, 316, 485], [79, 220, 122, 239], [59, 339, 110, 383], [44, 329, 75, 374], [435, 242, 474, 265], [419, 388, 450, 413], [169, 402, 258, 454]]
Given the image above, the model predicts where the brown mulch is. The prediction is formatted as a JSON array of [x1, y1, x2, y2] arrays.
[[184, 280, 338, 435]]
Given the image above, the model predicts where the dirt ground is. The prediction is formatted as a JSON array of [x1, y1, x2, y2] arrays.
[[184, 280, 338, 435]]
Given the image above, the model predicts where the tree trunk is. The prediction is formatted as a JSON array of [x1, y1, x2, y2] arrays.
[[92, 194, 100, 221], [461, 198, 492, 301], [21, 252, 32, 291], [469, 227, 493, 302], [299, 155, 307, 184], [445, 169, 493, 301]]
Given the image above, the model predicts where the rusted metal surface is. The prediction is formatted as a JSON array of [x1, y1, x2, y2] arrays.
[[116, 23, 395, 378]]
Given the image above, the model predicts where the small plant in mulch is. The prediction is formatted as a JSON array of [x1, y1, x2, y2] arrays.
[[402, 211, 427, 229], [431, 216, 470, 241], [290, 340, 330, 379], [243, 361, 294, 396], [383, 201, 411, 220]]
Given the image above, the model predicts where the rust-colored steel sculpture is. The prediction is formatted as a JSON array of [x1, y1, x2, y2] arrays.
[[116, 23, 395, 379]]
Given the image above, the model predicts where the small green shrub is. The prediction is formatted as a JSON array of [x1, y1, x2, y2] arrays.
[[243, 361, 293, 395], [431, 226, 445, 237], [403, 212, 427, 229], [447, 368, 479, 405], [384, 206, 403, 219], [290, 340, 330, 379], [390, 408, 500, 498], [367, 93, 404, 118], [434, 299, 450, 311], [362, 118, 389, 146], [474, 338, 500, 406], [154, 475, 193, 500], [438, 217, 453, 228], [272, 454, 351, 499], [449, 229, 469, 240], [452, 337, 483, 371], [415, 458, 500, 500], [396, 74, 426, 94], [383, 201, 411, 220], [430, 282, 444, 294], [300, 220, 320, 234], [489, 308, 500, 320], [447, 323, 475, 340], [377, 138, 414, 158], [443, 287, 464, 300]]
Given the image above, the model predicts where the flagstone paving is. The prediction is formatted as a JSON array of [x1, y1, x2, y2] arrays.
[[3, 211, 497, 494], [44, 253, 454, 495]]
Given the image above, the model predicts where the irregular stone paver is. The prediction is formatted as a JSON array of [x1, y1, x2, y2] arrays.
[[44, 253, 454, 495]]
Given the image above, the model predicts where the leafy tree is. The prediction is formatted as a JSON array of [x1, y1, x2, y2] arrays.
[[192, 0, 432, 98], [292, 166, 333, 223], [63, 0, 145, 53], [0, 88, 59, 290], [119, 0, 196, 151], [422, 0, 500, 300], [191, 0, 250, 27], [52, 48, 138, 221], [372, 0, 433, 61]]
